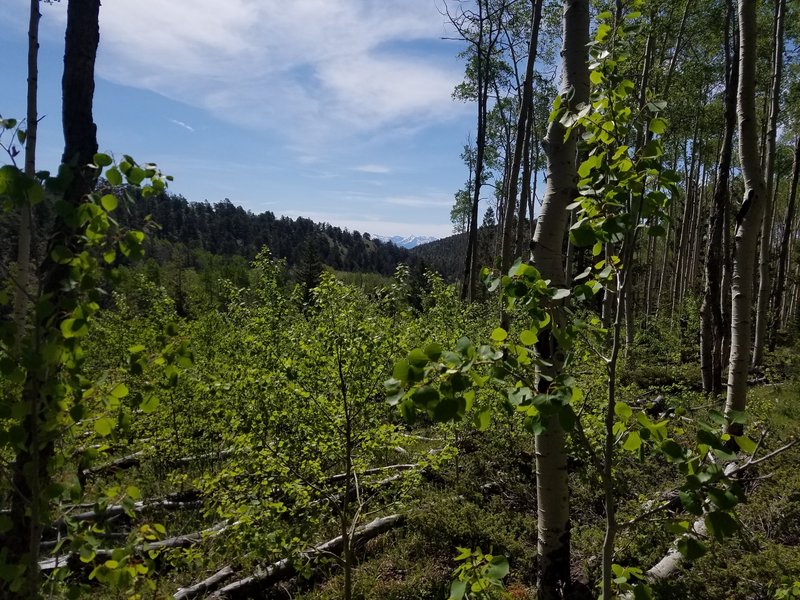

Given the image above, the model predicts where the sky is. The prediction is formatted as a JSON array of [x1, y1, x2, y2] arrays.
[[0, 0, 477, 238]]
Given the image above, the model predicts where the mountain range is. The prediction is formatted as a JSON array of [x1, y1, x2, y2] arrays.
[[374, 234, 439, 249]]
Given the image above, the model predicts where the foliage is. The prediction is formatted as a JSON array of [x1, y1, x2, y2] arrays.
[[449, 547, 511, 600]]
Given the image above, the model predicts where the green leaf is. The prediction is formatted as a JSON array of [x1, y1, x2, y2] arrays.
[[433, 396, 460, 421], [551, 288, 570, 301], [411, 385, 439, 408], [676, 536, 706, 560], [578, 154, 601, 178], [623, 431, 642, 452], [633, 583, 654, 600], [614, 402, 632, 420], [520, 329, 538, 346], [707, 488, 738, 511], [140, 395, 159, 414], [449, 580, 467, 600], [93, 153, 113, 167], [110, 383, 128, 399], [408, 349, 428, 368], [491, 327, 508, 342], [127, 166, 146, 185], [660, 439, 684, 461], [424, 343, 443, 361], [559, 404, 577, 431], [727, 410, 748, 425], [486, 555, 510, 579], [705, 511, 738, 541], [51, 245, 74, 264], [734, 435, 757, 454], [80, 546, 96, 563], [100, 194, 118, 211], [94, 417, 115, 437], [474, 409, 491, 431], [106, 166, 122, 186], [697, 429, 724, 449], [649, 117, 667, 135], [60, 318, 88, 339], [570, 222, 597, 248], [393, 359, 410, 382]]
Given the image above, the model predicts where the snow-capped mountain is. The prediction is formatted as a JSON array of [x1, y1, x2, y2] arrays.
[[374, 235, 439, 249]]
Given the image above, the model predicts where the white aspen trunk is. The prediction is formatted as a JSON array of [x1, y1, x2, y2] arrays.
[[724, 0, 768, 434], [529, 1, 588, 596], [12, 0, 40, 348], [752, 0, 785, 365]]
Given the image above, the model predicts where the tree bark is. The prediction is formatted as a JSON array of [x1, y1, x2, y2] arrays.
[[700, 1, 738, 395], [723, 0, 768, 434], [500, 0, 543, 278], [12, 0, 40, 345], [752, 0, 785, 366], [530, 0, 589, 597], [773, 136, 800, 340], [3, 3, 101, 597], [205, 515, 405, 600]]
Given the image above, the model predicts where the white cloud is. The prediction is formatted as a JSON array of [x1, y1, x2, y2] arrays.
[[169, 119, 195, 132], [385, 194, 452, 207], [36, 0, 463, 153], [353, 164, 391, 174]]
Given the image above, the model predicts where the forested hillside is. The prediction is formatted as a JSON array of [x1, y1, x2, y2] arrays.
[[2, 0, 800, 599], [0, 190, 414, 277]]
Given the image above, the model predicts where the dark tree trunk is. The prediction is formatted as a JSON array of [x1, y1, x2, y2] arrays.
[[4, 3, 100, 598], [700, 0, 738, 395], [772, 136, 800, 343]]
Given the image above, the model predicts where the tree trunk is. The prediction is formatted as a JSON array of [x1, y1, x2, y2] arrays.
[[700, 0, 737, 395], [516, 100, 534, 257], [723, 0, 768, 435], [752, 0, 785, 366], [772, 136, 800, 341], [3, 3, 101, 598], [530, 0, 589, 596], [12, 0, 40, 347], [500, 0, 543, 277]]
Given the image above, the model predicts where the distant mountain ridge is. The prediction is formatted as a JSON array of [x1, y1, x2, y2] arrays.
[[106, 192, 413, 276], [374, 234, 439, 249]]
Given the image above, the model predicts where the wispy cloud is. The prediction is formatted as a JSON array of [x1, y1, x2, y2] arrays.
[[385, 194, 452, 208], [353, 164, 391, 174], [38, 0, 463, 154], [169, 119, 195, 132]]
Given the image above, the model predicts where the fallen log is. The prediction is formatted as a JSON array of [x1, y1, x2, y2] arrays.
[[324, 464, 417, 485], [81, 450, 145, 479], [39, 520, 236, 573], [174, 565, 236, 600], [83, 448, 234, 480], [621, 438, 799, 595], [50, 494, 203, 534], [176, 514, 405, 600]]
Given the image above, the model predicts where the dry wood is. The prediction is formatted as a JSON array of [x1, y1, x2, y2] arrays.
[[177, 514, 405, 600], [626, 438, 799, 591], [82, 448, 233, 479], [39, 520, 235, 573], [174, 566, 236, 600], [324, 463, 417, 485]]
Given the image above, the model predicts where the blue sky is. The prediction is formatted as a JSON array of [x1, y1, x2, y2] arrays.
[[0, 0, 477, 237]]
